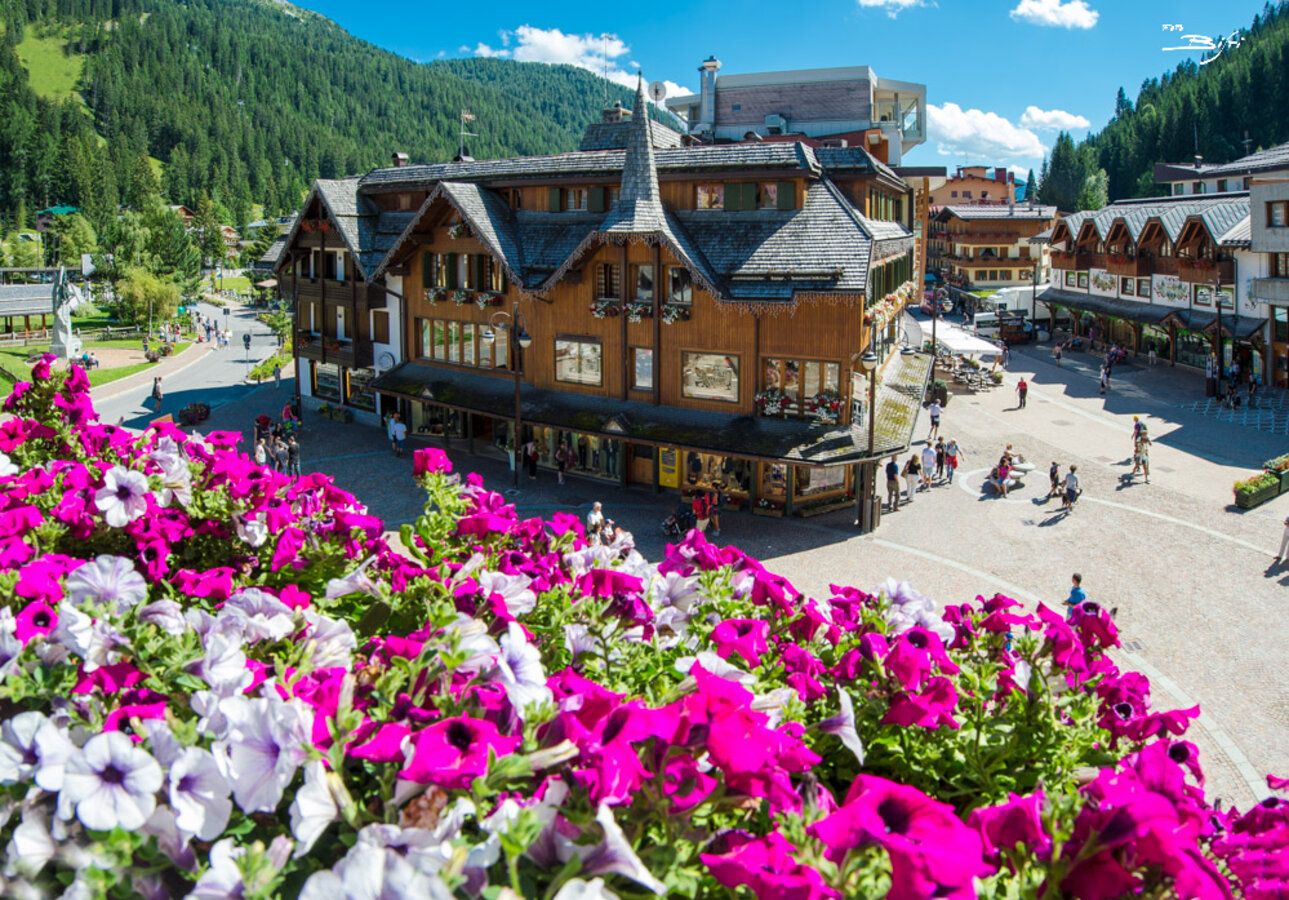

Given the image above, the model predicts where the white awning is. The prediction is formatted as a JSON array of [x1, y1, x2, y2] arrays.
[[932, 324, 1002, 356]]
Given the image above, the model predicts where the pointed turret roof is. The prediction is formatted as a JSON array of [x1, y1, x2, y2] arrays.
[[600, 77, 666, 234]]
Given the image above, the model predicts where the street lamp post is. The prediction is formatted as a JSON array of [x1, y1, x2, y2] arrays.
[[483, 302, 532, 487], [1214, 266, 1224, 400], [854, 348, 879, 532]]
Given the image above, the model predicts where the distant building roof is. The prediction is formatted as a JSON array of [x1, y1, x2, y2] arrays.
[[1155, 141, 1289, 182], [1051, 193, 1250, 244], [36, 206, 79, 217], [579, 119, 684, 152], [936, 205, 1057, 220]]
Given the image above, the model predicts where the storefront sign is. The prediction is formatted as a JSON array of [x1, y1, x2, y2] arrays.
[[658, 447, 679, 488], [1088, 268, 1117, 298], [1150, 274, 1189, 309]]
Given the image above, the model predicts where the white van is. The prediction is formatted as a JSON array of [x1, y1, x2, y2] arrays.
[[973, 312, 1001, 337]]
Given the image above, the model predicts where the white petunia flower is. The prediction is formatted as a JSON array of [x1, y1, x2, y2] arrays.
[[552, 879, 622, 900], [556, 803, 665, 894], [674, 651, 755, 685], [302, 610, 357, 670], [64, 555, 148, 615], [32, 719, 77, 793], [325, 556, 380, 601], [298, 825, 454, 900], [442, 616, 499, 673], [0, 451, 18, 479], [197, 632, 251, 692], [93, 467, 150, 528], [213, 694, 312, 813], [289, 760, 340, 857], [234, 512, 269, 548], [137, 600, 187, 635], [222, 589, 294, 644], [0, 712, 45, 785], [494, 621, 552, 713], [474, 570, 537, 616], [142, 805, 196, 870], [169, 747, 233, 841], [59, 732, 163, 831], [563, 624, 597, 664], [186, 838, 246, 899], [3, 808, 56, 878], [49, 602, 92, 658], [817, 690, 865, 766], [651, 570, 700, 612]]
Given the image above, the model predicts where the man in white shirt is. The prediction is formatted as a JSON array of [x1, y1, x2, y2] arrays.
[[1062, 465, 1081, 511], [1276, 516, 1289, 563], [927, 401, 942, 440], [586, 501, 608, 544], [920, 444, 936, 490]]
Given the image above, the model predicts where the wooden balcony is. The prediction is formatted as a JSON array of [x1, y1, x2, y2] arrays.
[[293, 334, 373, 368], [296, 334, 323, 362], [280, 275, 371, 307], [1178, 259, 1234, 284], [1105, 256, 1148, 276], [1148, 256, 1179, 276]]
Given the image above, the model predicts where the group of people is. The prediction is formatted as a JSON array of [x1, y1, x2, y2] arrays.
[[78, 350, 100, 370], [1046, 461, 1082, 511], [986, 444, 1032, 497], [254, 415, 301, 476], [886, 437, 961, 510], [585, 501, 631, 546], [1130, 416, 1151, 483]]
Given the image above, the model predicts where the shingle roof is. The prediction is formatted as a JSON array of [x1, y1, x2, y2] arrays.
[[938, 205, 1058, 220], [1217, 217, 1251, 247], [600, 81, 668, 236], [579, 118, 683, 152], [359, 142, 822, 188], [1054, 195, 1251, 245], [258, 235, 288, 268], [814, 146, 901, 184], [273, 179, 379, 279], [0, 283, 51, 318], [1189, 141, 1289, 178]]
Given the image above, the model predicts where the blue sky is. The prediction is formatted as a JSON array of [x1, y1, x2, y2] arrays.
[[297, 0, 1267, 177]]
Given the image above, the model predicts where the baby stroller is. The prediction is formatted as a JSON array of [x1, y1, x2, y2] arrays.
[[662, 499, 697, 536]]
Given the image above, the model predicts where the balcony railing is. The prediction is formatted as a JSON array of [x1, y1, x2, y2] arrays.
[[280, 275, 369, 306], [1105, 256, 1148, 277]]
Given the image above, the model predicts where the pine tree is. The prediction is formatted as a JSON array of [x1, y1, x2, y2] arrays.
[[1024, 169, 1038, 202], [194, 192, 224, 267], [1114, 87, 1133, 119]]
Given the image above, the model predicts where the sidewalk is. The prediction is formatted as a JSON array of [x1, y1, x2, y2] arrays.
[[92, 341, 215, 404]]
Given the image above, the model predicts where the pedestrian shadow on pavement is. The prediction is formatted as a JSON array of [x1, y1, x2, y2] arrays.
[[1116, 474, 1140, 491]]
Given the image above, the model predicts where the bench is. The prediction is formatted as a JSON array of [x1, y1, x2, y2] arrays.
[[984, 476, 1022, 495]]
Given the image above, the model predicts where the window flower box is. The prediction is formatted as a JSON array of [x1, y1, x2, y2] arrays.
[[661, 303, 690, 324], [448, 222, 468, 239], [590, 299, 621, 319], [1234, 472, 1279, 509], [451, 290, 469, 306], [426, 288, 447, 304], [804, 389, 843, 425], [626, 301, 652, 323], [753, 499, 784, 517], [755, 388, 790, 417], [475, 293, 503, 310], [796, 497, 852, 518]]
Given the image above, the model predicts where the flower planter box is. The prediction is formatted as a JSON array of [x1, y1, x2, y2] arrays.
[[752, 506, 784, 517], [796, 499, 852, 518], [1235, 483, 1279, 509], [1277, 471, 1289, 495]]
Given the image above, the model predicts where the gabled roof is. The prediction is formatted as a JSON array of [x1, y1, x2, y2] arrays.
[[275, 178, 379, 279], [937, 204, 1057, 220], [1217, 217, 1251, 247], [579, 118, 683, 152], [1052, 194, 1251, 245], [258, 235, 288, 268]]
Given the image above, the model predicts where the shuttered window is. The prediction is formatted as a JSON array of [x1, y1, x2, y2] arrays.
[[589, 186, 607, 213], [596, 263, 621, 300], [723, 183, 756, 211], [548, 187, 562, 213], [421, 252, 435, 288], [777, 181, 796, 210]]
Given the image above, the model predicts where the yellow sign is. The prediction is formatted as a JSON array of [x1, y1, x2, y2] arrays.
[[658, 446, 679, 488]]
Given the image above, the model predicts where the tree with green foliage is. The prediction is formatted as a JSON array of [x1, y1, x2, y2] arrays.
[[1038, 132, 1088, 212], [1024, 168, 1037, 202], [54, 212, 96, 264], [194, 193, 224, 267], [1077, 168, 1109, 211], [242, 227, 277, 268], [115, 266, 180, 326], [141, 200, 200, 286], [8, 235, 43, 268]]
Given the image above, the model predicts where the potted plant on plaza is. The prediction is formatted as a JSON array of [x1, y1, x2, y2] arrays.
[[1234, 471, 1280, 509], [929, 379, 949, 406], [753, 497, 784, 517]]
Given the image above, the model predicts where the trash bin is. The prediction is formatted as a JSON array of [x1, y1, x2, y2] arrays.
[[1206, 378, 1217, 398]]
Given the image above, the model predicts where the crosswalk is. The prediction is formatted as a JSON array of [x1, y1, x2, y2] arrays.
[[1179, 394, 1289, 434]]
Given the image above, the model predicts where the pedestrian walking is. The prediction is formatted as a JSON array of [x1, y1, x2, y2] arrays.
[[1016, 377, 1028, 409], [1131, 415, 1143, 445], [1147, 340, 1157, 367], [707, 491, 722, 537], [1061, 465, 1081, 511], [1064, 573, 1087, 616], [1002, 344, 1011, 368], [253, 438, 267, 467], [920, 444, 936, 491], [1098, 366, 1108, 395], [1047, 460, 1061, 498], [927, 400, 942, 441], [1054, 344, 1062, 367], [902, 452, 921, 503], [945, 439, 960, 484], [524, 439, 539, 480], [885, 457, 901, 511], [1132, 432, 1151, 483], [934, 437, 946, 481], [555, 440, 570, 485], [387, 413, 398, 455], [273, 364, 282, 388], [1275, 516, 1289, 563], [692, 493, 711, 534], [273, 438, 288, 473], [287, 436, 301, 477], [150, 377, 163, 413], [391, 415, 407, 458]]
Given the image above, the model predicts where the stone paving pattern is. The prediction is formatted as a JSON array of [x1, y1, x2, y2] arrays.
[[187, 338, 1289, 810]]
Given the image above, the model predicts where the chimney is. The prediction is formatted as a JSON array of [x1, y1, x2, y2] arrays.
[[392, 152, 409, 168], [697, 56, 721, 134], [1009, 201, 1015, 216]]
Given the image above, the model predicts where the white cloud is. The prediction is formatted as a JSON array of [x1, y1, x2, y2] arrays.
[[926, 102, 1047, 162], [1009, 0, 1098, 29], [464, 26, 693, 100], [856, 0, 929, 17], [1019, 105, 1091, 131]]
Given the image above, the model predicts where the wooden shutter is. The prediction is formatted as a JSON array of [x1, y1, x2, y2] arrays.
[[421, 252, 433, 288], [548, 187, 562, 213], [445, 253, 458, 288], [471, 255, 486, 290], [589, 186, 606, 213], [777, 182, 796, 210]]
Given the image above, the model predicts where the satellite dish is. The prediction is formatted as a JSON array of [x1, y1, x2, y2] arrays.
[[648, 80, 667, 103]]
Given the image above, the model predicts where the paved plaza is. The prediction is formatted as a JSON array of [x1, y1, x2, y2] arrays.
[[116, 334, 1289, 811]]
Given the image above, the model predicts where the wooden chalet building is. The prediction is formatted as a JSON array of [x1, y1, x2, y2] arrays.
[[930, 203, 1058, 289], [1041, 193, 1269, 377], [271, 80, 930, 518]]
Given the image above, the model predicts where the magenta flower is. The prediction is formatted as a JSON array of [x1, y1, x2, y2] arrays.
[[710, 618, 770, 668], [809, 775, 990, 900], [968, 791, 1050, 863], [882, 676, 960, 730], [399, 716, 520, 790], [701, 831, 839, 900], [412, 447, 453, 476], [14, 601, 56, 643]]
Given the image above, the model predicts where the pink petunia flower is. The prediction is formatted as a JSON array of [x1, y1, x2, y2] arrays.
[[399, 716, 520, 790]]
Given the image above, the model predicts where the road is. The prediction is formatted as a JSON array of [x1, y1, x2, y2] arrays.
[[94, 299, 288, 429]]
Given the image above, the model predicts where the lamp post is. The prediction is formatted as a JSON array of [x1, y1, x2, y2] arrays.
[[855, 348, 879, 532], [483, 302, 532, 487], [1214, 265, 1224, 400]]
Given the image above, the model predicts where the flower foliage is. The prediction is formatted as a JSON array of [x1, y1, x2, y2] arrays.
[[0, 357, 1282, 899]]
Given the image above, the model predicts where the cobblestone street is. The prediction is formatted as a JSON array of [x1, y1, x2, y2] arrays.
[[195, 340, 1289, 809]]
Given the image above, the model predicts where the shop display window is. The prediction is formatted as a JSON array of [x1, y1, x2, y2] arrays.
[[760, 463, 787, 501], [682, 352, 739, 402], [345, 369, 376, 411], [312, 362, 341, 402], [795, 465, 847, 498], [555, 338, 603, 385], [683, 452, 751, 496]]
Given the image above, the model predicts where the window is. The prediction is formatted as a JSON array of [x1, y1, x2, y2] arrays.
[[346, 369, 376, 411], [421, 252, 438, 289], [630, 265, 654, 303], [1064, 271, 1077, 287], [1121, 277, 1135, 296], [566, 188, 587, 211], [432, 321, 447, 359], [1269, 202, 1289, 228], [312, 362, 341, 402], [555, 338, 602, 385], [951, 190, 958, 198], [1217, 179, 1228, 192], [417, 318, 431, 358], [696, 184, 724, 210], [1192, 182, 1203, 194], [511, 189, 523, 209], [962, 190, 972, 199], [1136, 277, 1151, 296], [1273, 253, 1289, 277], [796, 465, 847, 498], [667, 267, 692, 304], [757, 183, 778, 209], [596, 263, 620, 300], [682, 352, 739, 402], [335, 307, 347, 341], [446, 322, 460, 363], [372, 310, 389, 344], [631, 347, 653, 390], [457, 254, 471, 289], [1173, 184, 1184, 196], [1275, 308, 1289, 343]]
